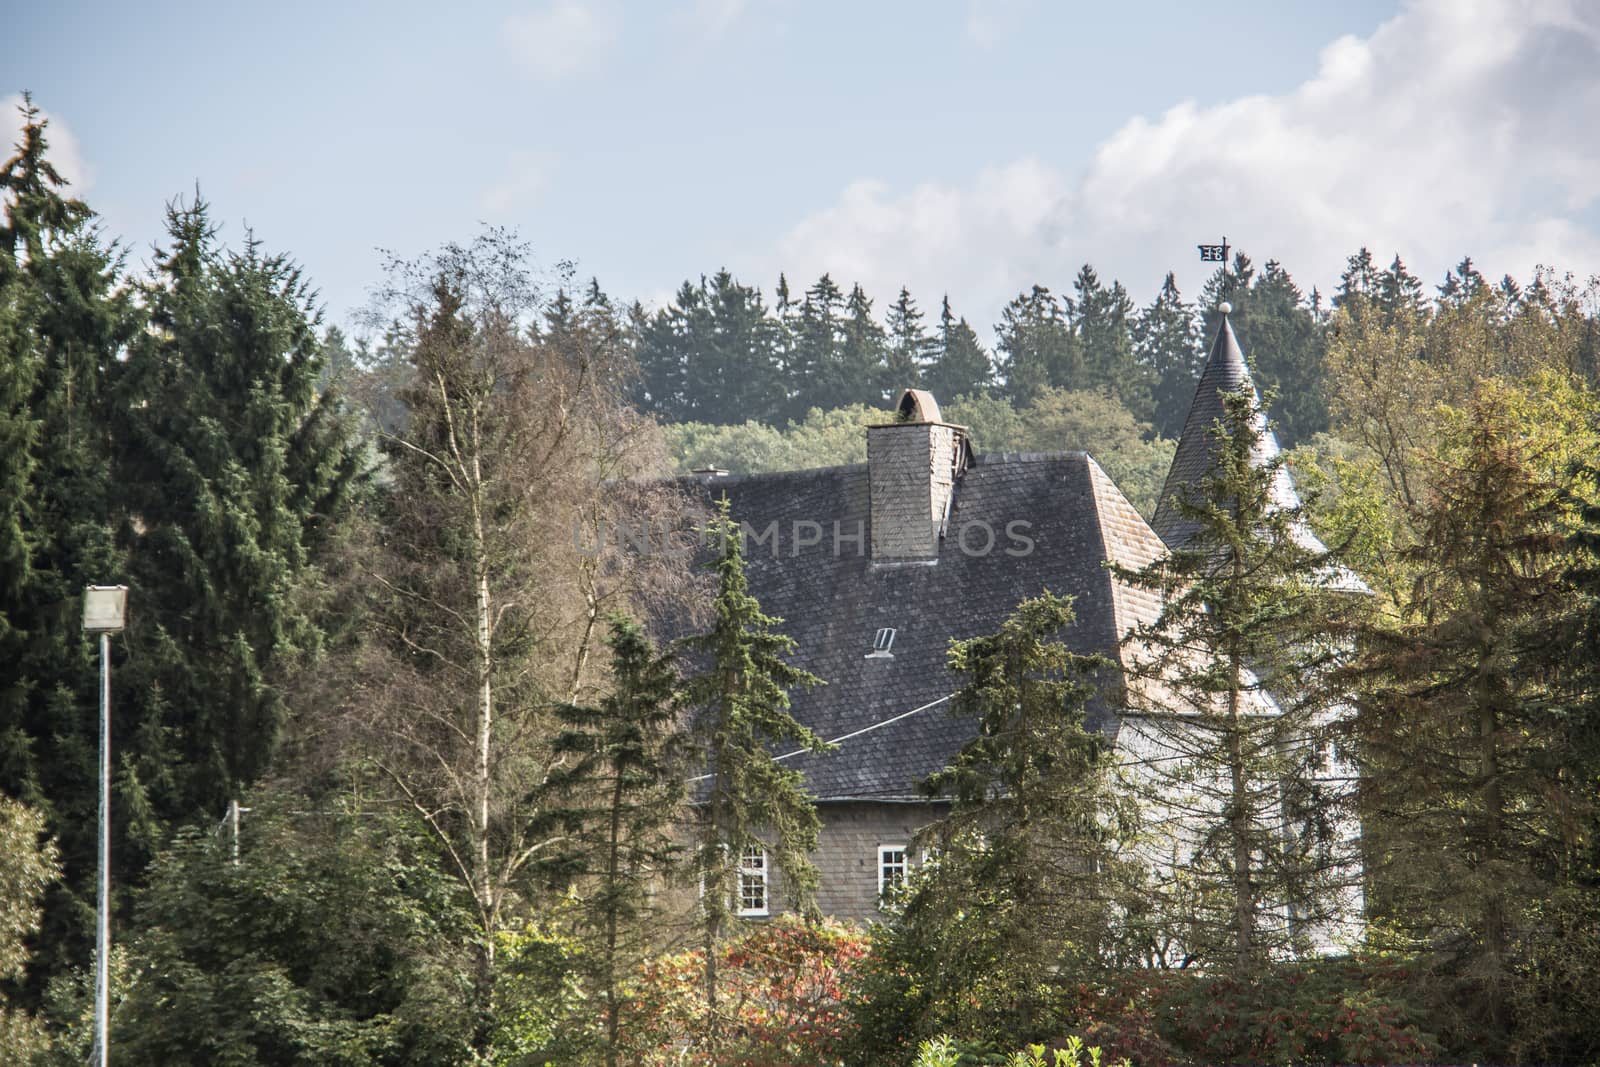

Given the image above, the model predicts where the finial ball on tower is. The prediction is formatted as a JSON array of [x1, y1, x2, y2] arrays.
[[1218, 300, 1233, 315]]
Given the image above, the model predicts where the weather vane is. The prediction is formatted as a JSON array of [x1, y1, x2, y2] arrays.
[[1198, 236, 1232, 312]]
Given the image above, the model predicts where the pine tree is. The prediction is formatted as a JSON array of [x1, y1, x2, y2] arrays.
[[1115, 387, 1356, 972], [883, 287, 933, 399], [1071, 264, 1144, 415], [1136, 272, 1201, 440], [683, 498, 828, 1054], [898, 593, 1141, 1040], [839, 282, 888, 408], [546, 616, 686, 1067], [112, 198, 364, 845], [787, 274, 846, 417], [1334, 247, 1380, 311], [1437, 256, 1488, 308], [0, 96, 138, 993], [925, 295, 993, 401], [995, 284, 1076, 404], [702, 269, 781, 424]]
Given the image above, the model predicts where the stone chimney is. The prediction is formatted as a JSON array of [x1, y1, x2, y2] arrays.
[[868, 389, 969, 561]]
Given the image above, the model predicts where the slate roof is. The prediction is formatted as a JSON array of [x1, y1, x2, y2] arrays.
[[1151, 313, 1327, 556], [674, 450, 1169, 801]]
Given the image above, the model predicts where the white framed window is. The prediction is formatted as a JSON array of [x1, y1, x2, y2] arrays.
[[737, 845, 769, 916], [878, 844, 908, 901]]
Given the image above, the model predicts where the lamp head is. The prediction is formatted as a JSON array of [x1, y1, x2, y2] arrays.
[[82, 586, 129, 633]]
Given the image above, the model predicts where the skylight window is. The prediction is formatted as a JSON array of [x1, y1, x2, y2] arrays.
[[866, 627, 897, 659]]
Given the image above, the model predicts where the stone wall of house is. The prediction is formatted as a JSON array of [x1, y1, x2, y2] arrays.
[[759, 800, 946, 923]]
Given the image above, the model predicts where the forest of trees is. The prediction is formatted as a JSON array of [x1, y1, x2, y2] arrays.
[[5, 94, 1600, 1066]]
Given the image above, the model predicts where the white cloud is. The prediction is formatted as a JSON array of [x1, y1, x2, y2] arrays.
[[503, 1, 620, 81], [770, 0, 1600, 332], [2, 94, 90, 194]]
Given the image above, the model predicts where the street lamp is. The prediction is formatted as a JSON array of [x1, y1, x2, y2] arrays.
[[82, 585, 127, 1067]]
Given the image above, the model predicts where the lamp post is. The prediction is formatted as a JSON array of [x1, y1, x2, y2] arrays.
[[83, 585, 127, 1067]]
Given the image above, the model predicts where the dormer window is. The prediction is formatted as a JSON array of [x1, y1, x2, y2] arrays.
[[866, 627, 897, 659]]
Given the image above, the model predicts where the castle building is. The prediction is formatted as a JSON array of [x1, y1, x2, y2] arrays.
[[681, 313, 1358, 935]]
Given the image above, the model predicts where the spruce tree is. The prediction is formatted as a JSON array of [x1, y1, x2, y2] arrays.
[[702, 269, 781, 424], [682, 498, 828, 1054], [546, 616, 686, 1067], [113, 197, 364, 842], [883, 286, 933, 398], [1071, 264, 1145, 416], [995, 284, 1076, 403], [1352, 395, 1586, 1054], [894, 593, 1141, 1042], [926, 295, 993, 401], [1135, 272, 1201, 440], [1115, 387, 1356, 972], [0, 96, 138, 992], [839, 282, 888, 408], [787, 273, 846, 417]]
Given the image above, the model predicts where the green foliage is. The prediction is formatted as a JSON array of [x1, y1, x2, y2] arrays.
[[852, 595, 1142, 1056], [664, 403, 892, 475], [927, 296, 995, 401], [544, 616, 687, 1067], [623, 917, 868, 1066], [1351, 390, 1593, 1057], [0, 793, 58, 1058], [113, 195, 365, 841], [488, 910, 591, 1066], [1135, 273, 1201, 440], [113, 789, 480, 1066], [996, 285, 1078, 405], [682, 499, 830, 1050], [1115, 386, 1357, 971]]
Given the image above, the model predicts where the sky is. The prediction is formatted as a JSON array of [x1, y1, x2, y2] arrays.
[[8, 0, 1600, 339]]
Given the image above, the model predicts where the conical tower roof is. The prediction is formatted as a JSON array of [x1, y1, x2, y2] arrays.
[[1151, 312, 1315, 553]]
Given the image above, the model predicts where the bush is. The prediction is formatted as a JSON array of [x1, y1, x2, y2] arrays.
[[622, 917, 868, 1066]]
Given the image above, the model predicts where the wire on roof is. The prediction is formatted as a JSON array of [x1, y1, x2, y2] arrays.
[[687, 693, 955, 783]]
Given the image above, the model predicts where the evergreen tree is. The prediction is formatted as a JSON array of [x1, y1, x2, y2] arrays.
[[0, 96, 137, 993], [925, 296, 993, 401], [882, 286, 933, 398], [112, 198, 364, 847], [873, 594, 1140, 1045], [1071, 264, 1144, 416], [1352, 395, 1587, 1056], [787, 273, 847, 417], [839, 282, 888, 408], [995, 284, 1076, 404], [1334, 246, 1380, 311], [683, 499, 828, 1055], [1377, 254, 1425, 326], [633, 280, 705, 422], [1437, 256, 1488, 308], [701, 269, 781, 424], [1136, 272, 1201, 440], [1115, 387, 1356, 972], [546, 616, 686, 1067]]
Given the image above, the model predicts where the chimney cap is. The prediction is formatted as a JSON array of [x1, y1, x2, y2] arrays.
[[894, 388, 942, 423]]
